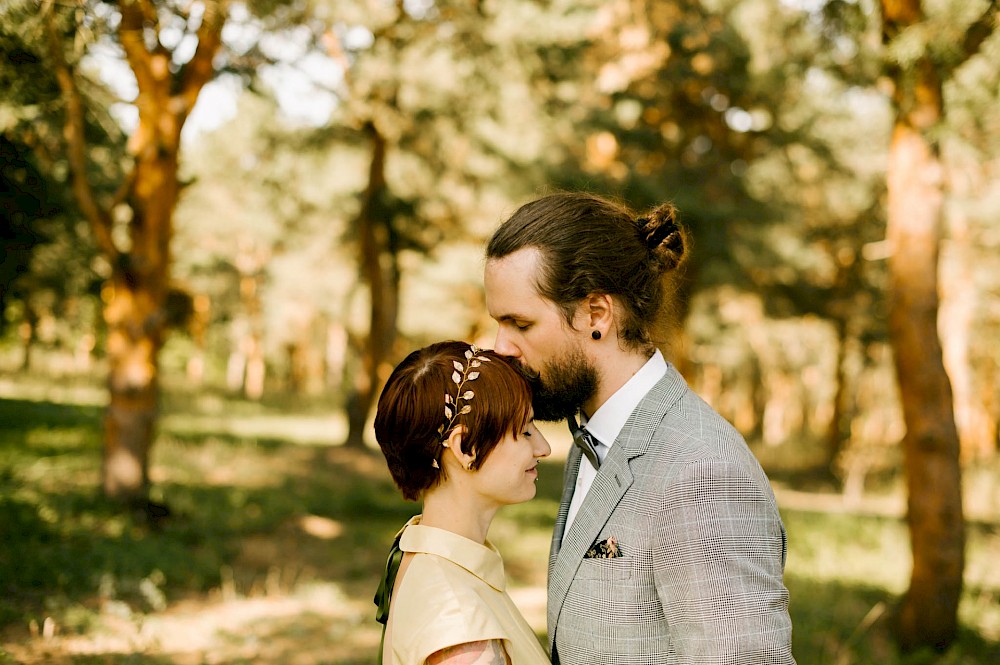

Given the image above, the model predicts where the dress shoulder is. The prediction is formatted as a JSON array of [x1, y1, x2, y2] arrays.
[[390, 552, 508, 664]]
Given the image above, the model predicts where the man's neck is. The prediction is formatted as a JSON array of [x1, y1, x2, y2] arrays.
[[582, 349, 654, 418]]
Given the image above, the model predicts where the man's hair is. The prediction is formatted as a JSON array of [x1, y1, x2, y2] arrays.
[[374, 341, 534, 501], [486, 192, 688, 351]]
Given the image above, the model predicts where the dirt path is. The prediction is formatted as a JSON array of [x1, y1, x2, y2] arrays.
[[3, 584, 382, 664]]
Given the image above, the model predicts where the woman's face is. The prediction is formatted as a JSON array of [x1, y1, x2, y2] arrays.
[[471, 417, 551, 506]]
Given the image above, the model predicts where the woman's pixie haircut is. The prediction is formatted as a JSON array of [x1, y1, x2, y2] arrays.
[[374, 341, 534, 501]]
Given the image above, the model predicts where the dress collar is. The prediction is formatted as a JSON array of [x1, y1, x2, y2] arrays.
[[398, 516, 506, 592], [583, 349, 668, 455]]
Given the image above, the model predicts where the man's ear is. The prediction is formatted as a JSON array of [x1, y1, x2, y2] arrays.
[[443, 426, 476, 471], [581, 293, 614, 334]]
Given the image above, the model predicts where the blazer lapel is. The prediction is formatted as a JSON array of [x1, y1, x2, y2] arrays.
[[546, 366, 689, 651], [549, 443, 582, 567], [546, 441, 635, 646]]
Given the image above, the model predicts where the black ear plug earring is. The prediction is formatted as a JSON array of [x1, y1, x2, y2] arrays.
[[592, 330, 602, 340]]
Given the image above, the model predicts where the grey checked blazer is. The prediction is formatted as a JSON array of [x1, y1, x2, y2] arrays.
[[547, 363, 795, 664]]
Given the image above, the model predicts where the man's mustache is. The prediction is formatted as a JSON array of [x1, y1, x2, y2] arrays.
[[506, 357, 541, 382]]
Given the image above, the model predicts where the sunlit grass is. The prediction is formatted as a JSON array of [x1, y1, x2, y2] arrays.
[[783, 509, 912, 593], [1, 387, 998, 664]]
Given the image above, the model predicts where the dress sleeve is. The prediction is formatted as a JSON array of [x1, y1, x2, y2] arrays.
[[391, 556, 509, 665]]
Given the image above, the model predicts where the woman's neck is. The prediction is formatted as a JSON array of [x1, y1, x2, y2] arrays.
[[419, 487, 497, 544]]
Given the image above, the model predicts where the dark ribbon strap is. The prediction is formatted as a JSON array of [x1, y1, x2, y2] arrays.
[[568, 415, 601, 470], [374, 531, 404, 665]]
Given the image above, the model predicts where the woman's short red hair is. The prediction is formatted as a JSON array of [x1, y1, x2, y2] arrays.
[[374, 341, 533, 501]]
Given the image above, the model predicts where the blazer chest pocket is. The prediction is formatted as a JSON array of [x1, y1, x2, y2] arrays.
[[575, 556, 632, 581]]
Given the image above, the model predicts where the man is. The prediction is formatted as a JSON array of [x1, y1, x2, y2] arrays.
[[484, 192, 794, 663]]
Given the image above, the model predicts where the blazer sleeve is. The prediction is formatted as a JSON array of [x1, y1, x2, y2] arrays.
[[651, 456, 795, 663]]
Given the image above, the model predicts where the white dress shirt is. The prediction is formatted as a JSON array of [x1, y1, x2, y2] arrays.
[[564, 350, 668, 530]]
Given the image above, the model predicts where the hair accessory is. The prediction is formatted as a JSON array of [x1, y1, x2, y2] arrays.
[[437, 345, 491, 442], [591, 330, 601, 340]]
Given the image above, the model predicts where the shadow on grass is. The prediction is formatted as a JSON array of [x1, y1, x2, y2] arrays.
[[787, 575, 1000, 664], [0, 396, 411, 628], [2, 396, 998, 664]]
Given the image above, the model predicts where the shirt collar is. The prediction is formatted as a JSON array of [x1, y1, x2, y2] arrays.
[[398, 517, 506, 591], [582, 349, 667, 456]]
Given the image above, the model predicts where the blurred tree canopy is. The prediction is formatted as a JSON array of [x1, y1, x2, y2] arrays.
[[0, 3, 107, 352]]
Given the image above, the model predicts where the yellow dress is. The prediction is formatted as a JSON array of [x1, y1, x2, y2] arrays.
[[386, 517, 551, 665]]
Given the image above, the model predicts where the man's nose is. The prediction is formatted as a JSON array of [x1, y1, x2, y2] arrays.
[[493, 328, 520, 358]]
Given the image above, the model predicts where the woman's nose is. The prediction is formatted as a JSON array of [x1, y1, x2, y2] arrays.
[[536, 432, 551, 458]]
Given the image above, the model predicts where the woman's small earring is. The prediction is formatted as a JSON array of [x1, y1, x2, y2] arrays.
[[591, 330, 602, 340]]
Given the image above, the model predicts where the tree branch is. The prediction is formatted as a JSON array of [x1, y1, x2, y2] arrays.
[[42, 0, 119, 261], [936, 0, 998, 79], [175, 0, 228, 122], [118, 0, 157, 96], [110, 165, 138, 211], [959, 0, 998, 64]]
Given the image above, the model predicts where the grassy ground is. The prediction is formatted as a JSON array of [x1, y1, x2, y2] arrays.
[[0, 381, 998, 664]]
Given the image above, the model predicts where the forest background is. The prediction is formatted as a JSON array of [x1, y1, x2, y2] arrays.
[[1, 0, 999, 663]]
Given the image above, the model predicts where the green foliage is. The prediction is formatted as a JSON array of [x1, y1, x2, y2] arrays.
[[0, 136, 54, 330], [4, 0, 995, 464], [0, 0, 117, 350]]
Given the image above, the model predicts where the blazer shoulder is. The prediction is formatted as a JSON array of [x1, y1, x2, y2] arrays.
[[630, 364, 759, 467]]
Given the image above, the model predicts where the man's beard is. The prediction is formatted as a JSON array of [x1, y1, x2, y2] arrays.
[[513, 346, 598, 422]]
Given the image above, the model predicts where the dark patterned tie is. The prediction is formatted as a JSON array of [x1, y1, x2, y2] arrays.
[[568, 415, 601, 470]]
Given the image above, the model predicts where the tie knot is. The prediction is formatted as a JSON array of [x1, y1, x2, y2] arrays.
[[568, 417, 601, 470]]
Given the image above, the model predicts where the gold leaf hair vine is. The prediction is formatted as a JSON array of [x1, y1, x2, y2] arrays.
[[437, 345, 491, 444]]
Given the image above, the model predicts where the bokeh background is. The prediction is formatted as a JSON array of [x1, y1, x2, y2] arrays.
[[2, 0, 999, 663]]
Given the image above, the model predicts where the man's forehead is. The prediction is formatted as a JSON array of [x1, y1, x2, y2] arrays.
[[487, 245, 544, 273]]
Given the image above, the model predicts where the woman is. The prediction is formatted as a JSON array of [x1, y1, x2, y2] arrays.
[[373, 341, 552, 665]]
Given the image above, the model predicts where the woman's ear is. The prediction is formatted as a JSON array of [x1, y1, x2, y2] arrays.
[[443, 426, 476, 471]]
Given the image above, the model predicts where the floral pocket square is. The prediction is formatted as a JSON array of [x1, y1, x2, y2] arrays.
[[584, 535, 623, 559]]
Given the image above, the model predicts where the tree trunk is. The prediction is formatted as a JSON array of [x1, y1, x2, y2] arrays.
[[186, 293, 210, 386], [325, 321, 348, 390], [103, 266, 165, 499], [233, 242, 268, 399], [881, 0, 965, 647], [101, 68, 181, 499], [45, 0, 226, 503], [344, 123, 399, 449], [940, 229, 997, 460], [886, 120, 965, 654], [18, 302, 37, 372], [102, 87, 180, 498], [827, 253, 865, 486], [825, 319, 849, 479]]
